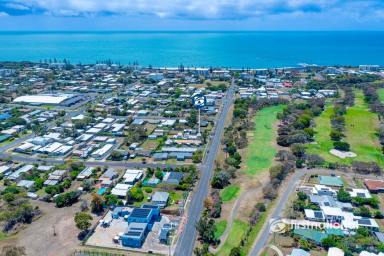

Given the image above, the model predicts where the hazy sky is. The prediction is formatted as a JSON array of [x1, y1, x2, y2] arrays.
[[0, 0, 383, 30]]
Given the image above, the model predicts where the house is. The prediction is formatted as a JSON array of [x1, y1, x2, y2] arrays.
[[121, 222, 148, 248], [348, 188, 372, 199], [293, 229, 328, 244], [91, 144, 114, 159], [44, 170, 67, 186], [153, 152, 168, 161], [312, 185, 337, 197], [359, 251, 384, 256], [328, 247, 344, 256], [163, 172, 184, 185], [159, 223, 172, 244], [77, 167, 94, 180], [100, 168, 118, 180], [364, 179, 384, 193], [319, 176, 343, 187], [17, 180, 35, 189], [0, 165, 12, 175], [123, 169, 143, 185], [309, 195, 353, 211], [151, 192, 169, 208], [304, 209, 325, 222], [111, 206, 130, 219], [111, 183, 131, 198], [320, 206, 344, 222], [290, 248, 311, 256], [7, 164, 34, 181]]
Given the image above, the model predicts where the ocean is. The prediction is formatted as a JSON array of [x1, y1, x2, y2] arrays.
[[0, 31, 383, 68]]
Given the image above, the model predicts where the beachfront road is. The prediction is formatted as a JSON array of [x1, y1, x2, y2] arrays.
[[174, 79, 236, 256]]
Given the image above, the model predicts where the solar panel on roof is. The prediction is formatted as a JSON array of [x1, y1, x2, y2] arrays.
[[131, 227, 144, 231], [358, 219, 371, 225], [142, 204, 158, 209], [357, 193, 366, 197], [127, 231, 142, 237], [130, 208, 151, 218], [314, 211, 323, 218], [324, 202, 330, 206]]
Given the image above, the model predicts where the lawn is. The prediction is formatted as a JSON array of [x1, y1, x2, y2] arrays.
[[244, 105, 285, 175], [220, 185, 240, 202], [379, 88, 384, 103], [217, 219, 248, 256], [344, 90, 384, 167], [214, 220, 228, 240]]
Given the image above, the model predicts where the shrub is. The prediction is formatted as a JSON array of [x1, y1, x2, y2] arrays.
[[333, 141, 350, 151]]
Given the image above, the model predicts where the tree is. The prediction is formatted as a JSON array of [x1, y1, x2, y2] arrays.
[[91, 193, 104, 213], [211, 171, 230, 189], [127, 187, 144, 203], [333, 141, 350, 151], [74, 212, 93, 232], [196, 215, 217, 244], [337, 187, 351, 202], [192, 150, 203, 163], [229, 247, 242, 256]]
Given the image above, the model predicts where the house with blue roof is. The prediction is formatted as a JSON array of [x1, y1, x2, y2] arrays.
[[121, 222, 148, 248]]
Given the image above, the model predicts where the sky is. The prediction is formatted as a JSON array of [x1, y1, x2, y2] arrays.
[[0, 0, 383, 30]]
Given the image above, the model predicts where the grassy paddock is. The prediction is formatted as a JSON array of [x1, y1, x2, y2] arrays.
[[244, 105, 285, 175], [217, 219, 248, 256], [220, 185, 240, 202]]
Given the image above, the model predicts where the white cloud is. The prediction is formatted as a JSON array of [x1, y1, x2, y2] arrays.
[[4, 0, 384, 19], [0, 11, 9, 17]]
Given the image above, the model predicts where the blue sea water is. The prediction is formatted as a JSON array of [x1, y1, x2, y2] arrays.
[[0, 31, 383, 68]]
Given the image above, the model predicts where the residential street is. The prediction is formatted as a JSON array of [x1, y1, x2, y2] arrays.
[[174, 79, 236, 256], [249, 168, 383, 256]]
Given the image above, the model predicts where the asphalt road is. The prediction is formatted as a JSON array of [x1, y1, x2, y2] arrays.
[[0, 152, 180, 169], [174, 79, 236, 256], [0, 133, 34, 153], [249, 168, 383, 256]]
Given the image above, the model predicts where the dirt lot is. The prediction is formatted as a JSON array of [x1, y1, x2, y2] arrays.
[[0, 199, 98, 256]]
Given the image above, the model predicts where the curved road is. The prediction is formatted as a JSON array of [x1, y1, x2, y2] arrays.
[[174, 80, 236, 256], [249, 168, 382, 256]]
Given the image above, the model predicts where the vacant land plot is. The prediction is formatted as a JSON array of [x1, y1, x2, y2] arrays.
[[344, 90, 384, 166], [244, 105, 285, 175], [217, 219, 248, 256], [220, 185, 240, 202]]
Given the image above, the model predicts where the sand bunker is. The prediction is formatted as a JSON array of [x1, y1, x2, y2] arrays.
[[330, 149, 357, 159]]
